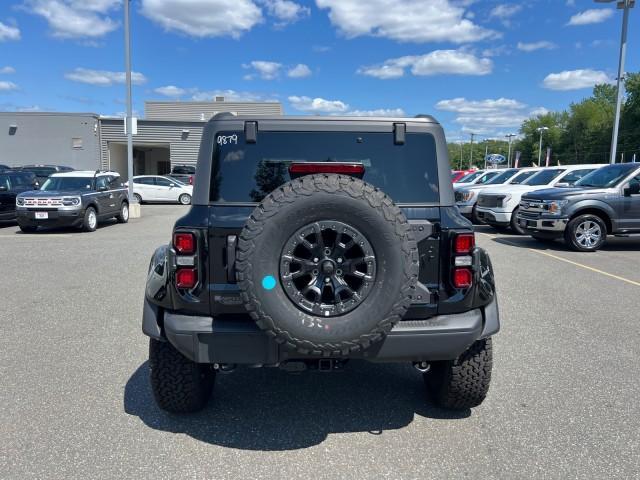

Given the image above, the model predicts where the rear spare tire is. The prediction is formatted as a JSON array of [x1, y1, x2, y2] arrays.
[[236, 174, 419, 355]]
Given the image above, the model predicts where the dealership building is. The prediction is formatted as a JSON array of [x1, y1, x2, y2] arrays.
[[0, 99, 283, 180]]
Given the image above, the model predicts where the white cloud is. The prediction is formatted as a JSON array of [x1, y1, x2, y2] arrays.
[[359, 50, 492, 79], [243, 60, 282, 80], [436, 97, 546, 135], [65, 68, 147, 86], [567, 9, 614, 26], [315, 0, 496, 44], [530, 107, 550, 117], [343, 108, 406, 117], [489, 4, 522, 19], [154, 85, 187, 97], [263, 0, 310, 25], [287, 63, 312, 78], [288, 95, 349, 113], [542, 69, 612, 91], [141, 0, 262, 38], [481, 45, 510, 57], [24, 0, 120, 38], [0, 66, 16, 74], [0, 81, 19, 91], [0, 21, 21, 41], [517, 41, 557, 52]]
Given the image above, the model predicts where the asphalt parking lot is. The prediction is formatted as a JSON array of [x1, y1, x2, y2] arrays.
[[1, 205, 639, 479]]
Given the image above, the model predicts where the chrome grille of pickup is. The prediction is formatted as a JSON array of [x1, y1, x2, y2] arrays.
[[520, 198, 546, 213]]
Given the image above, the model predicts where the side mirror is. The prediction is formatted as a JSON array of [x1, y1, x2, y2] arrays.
[[169, 183, 175, 188], [0, 185, 7, 192], [624, 183, 640, 196], [33, 184, 40, 190], [555, 182, 569, 188], [98, 185, 108, 192]]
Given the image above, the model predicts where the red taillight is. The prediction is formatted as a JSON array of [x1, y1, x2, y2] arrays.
[[173, 232, 195, 254], [176, 268, 197, 289], [289, 162, 365, 176], [189, 176, 193, 185], [454, 233, 475, 254], [453, 268, 473, 288]]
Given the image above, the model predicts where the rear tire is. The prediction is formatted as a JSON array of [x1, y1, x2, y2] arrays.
[[116, 202, 129, 223], [509, 207, 526, 235], [133, 193, 142, 204], [425, 338, 493, 410], [178, 193, 191, 205], [19, 225, 37, 233], [149, 338, 215, 413], [82, 207, 98, 232]]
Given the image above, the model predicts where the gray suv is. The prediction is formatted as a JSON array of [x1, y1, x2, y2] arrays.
[[517, 163, 640, 251]]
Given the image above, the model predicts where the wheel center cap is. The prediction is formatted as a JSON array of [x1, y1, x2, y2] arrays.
[[321, 260, 335, 275]]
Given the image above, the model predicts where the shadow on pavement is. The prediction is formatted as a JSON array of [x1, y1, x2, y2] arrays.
[[124, 360, 470, 451]]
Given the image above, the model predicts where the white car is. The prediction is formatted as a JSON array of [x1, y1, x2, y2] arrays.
[[455, 167, 542, 222], [475, 164, 605, 234], [129, 175, 193, 205], [453, 169, 502, 187]]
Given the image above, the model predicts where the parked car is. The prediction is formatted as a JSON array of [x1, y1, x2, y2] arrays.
[[453, 169, 502, 190], [168, 165, 196, 185], [451, 169, 476, 183], [129, 175, 193, 204], [142, 114, 499, 413], [0, 171, 38, 222], [16, 171, 129, 233], [518, 163, 640, 251], [0, 164, 11, 171], [453, 169, 484, 184], [12, 164, 74, 186], [475, 164, 603, 234], [455, 167, 542, 223]]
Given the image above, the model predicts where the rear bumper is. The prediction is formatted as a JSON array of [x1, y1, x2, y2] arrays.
[[16, 209, 84, 228], [143, 297, 500, 364]]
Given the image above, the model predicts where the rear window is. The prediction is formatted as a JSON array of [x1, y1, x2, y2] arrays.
[[210, 131, 440, 203]]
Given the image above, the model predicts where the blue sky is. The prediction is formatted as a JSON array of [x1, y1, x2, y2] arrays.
[[0, 0, 638, 140]]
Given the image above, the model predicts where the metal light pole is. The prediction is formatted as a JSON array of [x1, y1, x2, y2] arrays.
[[484, 143, 489, 169], [469, 133, 476, 168], [459, 141, 463, 170], [124, 0, 135, 203], [595, 0, 635, 163], [536, 127, 549, 165], [505, 133, 516, 168]]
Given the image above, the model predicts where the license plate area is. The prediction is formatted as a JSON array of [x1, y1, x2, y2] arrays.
[[35, 212, 49, 219]]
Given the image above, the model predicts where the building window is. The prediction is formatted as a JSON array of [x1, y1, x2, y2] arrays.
[[72, 138, 83, 149]]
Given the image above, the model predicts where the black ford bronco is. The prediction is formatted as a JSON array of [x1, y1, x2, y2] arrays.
[[142, 114, 500, 413]]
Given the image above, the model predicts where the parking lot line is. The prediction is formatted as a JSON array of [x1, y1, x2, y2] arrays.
[[478, 232, 640, 288]]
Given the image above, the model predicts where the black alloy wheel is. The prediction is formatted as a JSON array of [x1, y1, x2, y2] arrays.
[[279, 221, 376, 317]]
